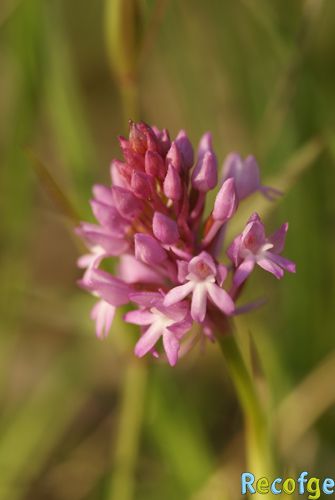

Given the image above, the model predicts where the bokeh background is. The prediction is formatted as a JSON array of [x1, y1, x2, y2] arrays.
[[1, 0, 335, 499]]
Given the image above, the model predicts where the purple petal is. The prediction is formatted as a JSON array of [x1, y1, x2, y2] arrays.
[[226, 234, 242, 267], [207, 283, 235, 315], [131, 171, 153, 199], [266, 252, 296, 273], [124, 309, 154, 325], [191, 284, 208, 322], [233, 259, 255, 288], [222, 154, 260, 200], [77, 251, 103, 270], [153, 212, 179, 244], [222, 152, 242, 182], [257, 258, 284, 279], [167, 317, 193, 337], [134, 323, 163, 358], [110, 160, 129, 188], [90, 200, 128, 234], [145, 150, 166, 180], [268, 222, 288, 254], [213, 178, 237, 222], [162, 330, 180, 366], [239, 155, 261, 199], [246, 212, 262, 224], [118, 255, 164, 284], [188, 251, 217, 278], [112, 186, 142, 220], [129, 291, 163, 307], [158, 300, 190, 322], [164, 281, 194, 307], [177, 260, 189, 283], [166, 141, 183, 171], [241, 215, 266, 252], [134, 233, 167, 264], [76, 224, 129, 255], [89, 269, 131, 306], [159, 128, 171, 155], [90, 300, 116, 339], [216, 264, 228, 286], [175, 129, 194, 169], [197, 132, 213, 159], [191, 151, 218, 192], [163, 164, 182, 200], [92, 184, 114, 205]]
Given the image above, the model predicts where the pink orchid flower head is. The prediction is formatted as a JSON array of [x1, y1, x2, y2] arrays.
[[76, 121, 295, 366]]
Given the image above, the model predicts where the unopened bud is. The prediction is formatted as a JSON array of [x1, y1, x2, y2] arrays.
[[134, 233, 167, 264], [213, 178, 237, 222], [112, 186, 142, 220], [153, 212, 179, 244], [175, 129, 194, 169], [163, 164, 182, 200], [191, 151, 218, 191]]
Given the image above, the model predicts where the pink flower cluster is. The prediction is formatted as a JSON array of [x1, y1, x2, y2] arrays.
[[77, 122, 295, 366]]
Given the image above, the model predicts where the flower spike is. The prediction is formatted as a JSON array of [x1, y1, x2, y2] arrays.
[[76, 121, 295, 366]]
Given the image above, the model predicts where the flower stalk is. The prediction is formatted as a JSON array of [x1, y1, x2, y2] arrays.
[[109, 357, 147, 500], [216, 326, 275, 478]]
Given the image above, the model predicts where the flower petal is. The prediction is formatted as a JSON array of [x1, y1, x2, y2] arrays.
[[188, 251, 217, 277], [191, 283, 208, 322], [257, 258, 284, 279], [227, 234, 242, 267], [118, 255, 164, 284], [268, 222, 288, 254], [177, 260, 189, 283], [213, 178, 237, 222], [153, 212, 179, 244], [90, 300, 115, 339], [134, 323, 163, 358], [266, 252, 296, 273], [167, 318, 193, 337], [207, 283, 235, 315], [129, 291, 163, 307], [162, 329, 180, 366], [89, 269, 131, 305], [134, 233, 167, 265], [124, 310, 154, 325], [90, 200, 128, 234], [216, 264, 228, 286], [233, 259, 255, 288], [164, 281, 194, 307]]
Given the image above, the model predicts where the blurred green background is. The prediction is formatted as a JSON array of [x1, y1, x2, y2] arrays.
[[1, 0, 335, 499]]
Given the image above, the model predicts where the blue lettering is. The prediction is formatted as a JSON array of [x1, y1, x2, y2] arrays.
[[323, 478, 335, 494], [241, 473, 256, 495], [271, 478, 282, 495], [298, 472, 308, 494]]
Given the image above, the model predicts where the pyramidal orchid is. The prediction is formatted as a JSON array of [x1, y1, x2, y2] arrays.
[[76, 121, 295, 366]]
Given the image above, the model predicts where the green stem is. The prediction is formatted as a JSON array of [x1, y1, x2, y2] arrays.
[[108, 359, 147, 500], [216, 330, 274, 477]]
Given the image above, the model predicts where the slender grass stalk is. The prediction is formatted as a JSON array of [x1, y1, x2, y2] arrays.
[[104, 3, 147, 499], [216, 328, 274, 478], [108, 359, 147, 500], [104, 0, 141, 126], [138, 0, 170, 66]]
